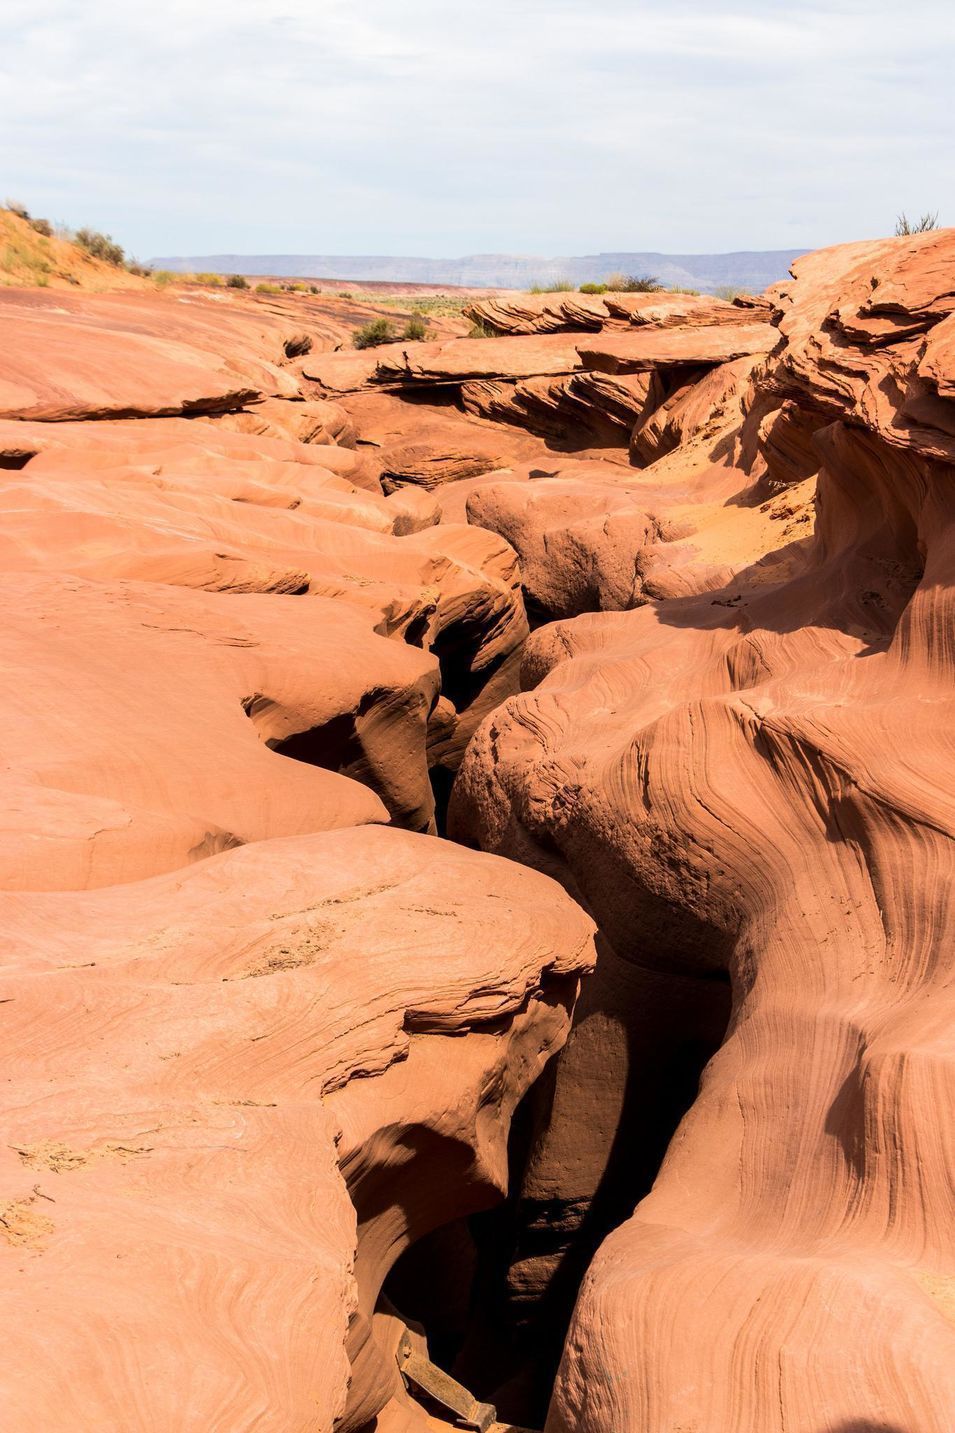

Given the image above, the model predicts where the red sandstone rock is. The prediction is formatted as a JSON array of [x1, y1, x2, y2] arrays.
[[303, 334, 585, 395], [463, 290, 765, 338], [450, 234, 955, 1432], [0, 825, 594, 1428], [0, 289, 303, 419], [577, 320, 777, 373], [2, 230, 954, 1433]]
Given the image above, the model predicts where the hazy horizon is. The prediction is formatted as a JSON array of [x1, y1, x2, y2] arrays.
[[2, 0, 952, 262]]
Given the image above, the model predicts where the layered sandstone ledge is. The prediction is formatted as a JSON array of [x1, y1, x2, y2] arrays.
[[1, 231, 953, 1431]]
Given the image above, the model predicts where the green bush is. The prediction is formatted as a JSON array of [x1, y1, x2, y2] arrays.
[[152, 270, 175, 287], [255, 282, 282, 294], [895, 211, 939, 236], [402, 312, 429, 341], [194, 272, 223, 285], [226, 273, 249, 289], [604, 273, 661, 293], [309, 284, 320, 294], [468, 320, 494, 338], [74, 227, 125, 266], [579, 281, 607, 294], [353, 317, 396, 349]]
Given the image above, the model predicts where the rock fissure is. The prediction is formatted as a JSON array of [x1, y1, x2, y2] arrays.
[[2, 233, 954, 1431]]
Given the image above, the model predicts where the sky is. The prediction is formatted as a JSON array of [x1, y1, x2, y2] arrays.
[[1, 0, 952, 261]]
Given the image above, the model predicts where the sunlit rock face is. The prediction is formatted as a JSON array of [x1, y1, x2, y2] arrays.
[[2, 231, 954, 1432], [450, 232, 955, 1433]]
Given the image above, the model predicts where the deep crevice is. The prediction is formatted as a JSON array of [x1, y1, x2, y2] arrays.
[[379, 955, 732, 1428]]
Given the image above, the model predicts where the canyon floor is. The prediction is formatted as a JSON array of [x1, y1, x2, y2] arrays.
[[1, 223, 954, 1433]]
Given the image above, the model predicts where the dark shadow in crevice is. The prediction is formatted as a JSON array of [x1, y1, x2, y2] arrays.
[[383, 933, 733, 1429], [268, 709, 363, 773]]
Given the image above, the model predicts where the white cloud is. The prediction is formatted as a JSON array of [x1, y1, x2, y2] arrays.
[[0, 0, 952, 257]]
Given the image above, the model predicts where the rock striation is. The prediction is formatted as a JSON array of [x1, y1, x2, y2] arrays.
[[450, 229, 955, 1432], [2, 230, 954, 1433]]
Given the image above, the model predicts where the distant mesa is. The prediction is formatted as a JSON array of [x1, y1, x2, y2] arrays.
[[148, 248, 811, 294]]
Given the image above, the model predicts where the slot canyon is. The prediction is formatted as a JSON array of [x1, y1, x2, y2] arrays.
[[1, 227, 954, 1433]]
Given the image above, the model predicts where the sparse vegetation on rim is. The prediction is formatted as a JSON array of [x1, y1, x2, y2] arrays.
[[74, 227, 125, 266], [351, 313, 433, 348], [529, 277, 575, 293], [895, 211, 940, 236], [712, 284, 746, 301], [402, 312, 430, 341], [226, 273, 249, 289], [604, 272, 662, 292], [353, 316, 396, 348]]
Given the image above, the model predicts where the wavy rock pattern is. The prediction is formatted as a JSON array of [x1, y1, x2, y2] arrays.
[[0, 828, 593, 1428], [450, 230, 955, 1433], [3, 231, 954, 1432]]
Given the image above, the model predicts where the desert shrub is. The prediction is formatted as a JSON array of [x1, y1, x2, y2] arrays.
[[152, 270, 175, 287], [665, 284, 700, 296], [713, 284, 744, 302], [194, 272, 223, 285], [29, 217, 53, 237], [604, 273, 661, 292], [309, 284, 320, 294], [402, 312, 429, 341], [337, 291, 354, 299], [353, 317, 396, 349], [127, 260, 154, 277], [226, 273, 249, 289], [255, 282, 281, 294], [895, 211, 939, 235], [468, 320, 494, 338], [529, 277, 574, 294], [74, 227, 125, 265], [6, 199, 30, 219], [579, 281, 607, 294]]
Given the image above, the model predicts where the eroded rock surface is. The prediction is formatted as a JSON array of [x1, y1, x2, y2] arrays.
[[450, 230, 955, 1432], [3, 232, 954, 1433]]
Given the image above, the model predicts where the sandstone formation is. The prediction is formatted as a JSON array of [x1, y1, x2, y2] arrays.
[[0, 274, 596, 1432], [2, 228, 953, 1433], [450, 229, 955, 1432], [1, 827, 594, 1429], [462, 289, 772, 337]]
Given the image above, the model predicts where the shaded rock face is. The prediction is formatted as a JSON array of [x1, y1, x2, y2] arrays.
[[2, 232, 954, 1433]]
